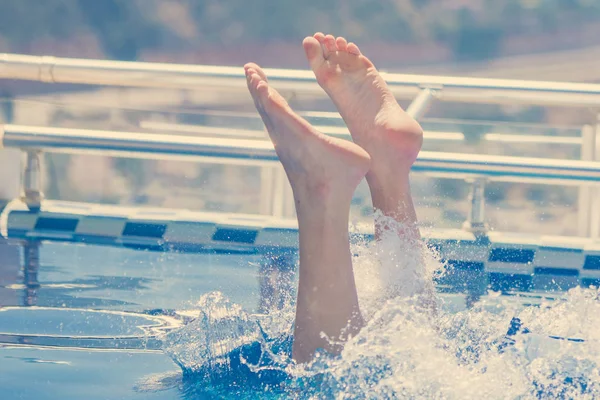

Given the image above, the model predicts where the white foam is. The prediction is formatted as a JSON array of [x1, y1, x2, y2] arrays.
[[164, 216, 600, 398]]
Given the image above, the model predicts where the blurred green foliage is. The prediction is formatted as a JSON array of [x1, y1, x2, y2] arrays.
[[0, 0, 599, 60]]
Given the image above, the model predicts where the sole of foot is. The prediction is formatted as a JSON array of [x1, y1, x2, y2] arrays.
[[244, 62, 371, 204], [303, 33, 423, 181]]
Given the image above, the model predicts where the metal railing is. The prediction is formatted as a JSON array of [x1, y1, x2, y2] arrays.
[[2, 124, 600, 237], [3, 53, 600, 107], [1, 53, 600, 237], [3, 124, 600, 182], [138, 120, 467, 142], [136, 120, 597, 235]]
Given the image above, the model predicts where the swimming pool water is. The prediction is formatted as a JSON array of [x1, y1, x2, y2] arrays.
[[0, 239, 264, 400], [1, 236, 600, 399]]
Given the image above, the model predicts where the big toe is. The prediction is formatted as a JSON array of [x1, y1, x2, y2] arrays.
[[302, 36, 324, 67]]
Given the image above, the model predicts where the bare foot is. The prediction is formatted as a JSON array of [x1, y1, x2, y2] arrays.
[[245, 63, 369, 362], [303, 33, 423, 186], [243, 62, 370, 203]]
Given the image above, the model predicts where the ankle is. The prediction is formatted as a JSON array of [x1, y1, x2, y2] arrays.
[[292, 178, 356, 206], [366, 172, 410, 194], [367, 178, 415, 211]]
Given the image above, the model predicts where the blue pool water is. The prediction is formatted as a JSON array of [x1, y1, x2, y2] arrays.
[[0, 239, 263, 399], [2, 230, 600, 399]]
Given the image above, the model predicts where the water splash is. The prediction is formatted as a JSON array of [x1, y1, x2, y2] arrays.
[[162, 216, 600, 399], [351, 212, 441, 319], [162, 292, 294, 397]]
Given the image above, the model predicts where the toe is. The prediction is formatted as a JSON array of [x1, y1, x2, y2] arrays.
[[244, 62, 268, 81], [245, 68, 258, 86], [303, 36, 325, 67], [324, 34, 337, 55], [347, 42, 361, 56], [313, 32, 330, 59], [245, 68, 255, 90], [336, 37, 348, 52], [313, 32, 326, 42], [249, 73, 264, 92], [249, 74, 272, 110], [256, 80, 269, 98]]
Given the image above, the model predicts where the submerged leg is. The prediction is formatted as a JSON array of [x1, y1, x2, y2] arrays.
[[244, 63, 371, 363], [304, 34, 433, 302]]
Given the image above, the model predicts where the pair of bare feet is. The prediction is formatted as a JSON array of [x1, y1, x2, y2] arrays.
[[244, 33, 424, 363], [244, 33, 422, 208]]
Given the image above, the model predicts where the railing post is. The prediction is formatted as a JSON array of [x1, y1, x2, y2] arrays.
[[271, 167, 287, 218], [406, 88, 438, 119], [260, 166, 274, 215], [282, 180, 295, 218], [22, 150, 44, 211], [462, 178, 488, 234], [579, 124, 595, 237]]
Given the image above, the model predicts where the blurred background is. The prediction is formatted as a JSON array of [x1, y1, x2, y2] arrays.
[[1, 0, 599, 235]]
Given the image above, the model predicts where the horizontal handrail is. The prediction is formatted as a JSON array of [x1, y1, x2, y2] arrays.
[[4, 94, 584, 132], [0, 124, 278, 164], [140, 121, 578, 145], [484, 133, 582, 145], [2, 124, 600, 183], [139, 121, 465, 141], [2, 53, 600, 107]]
